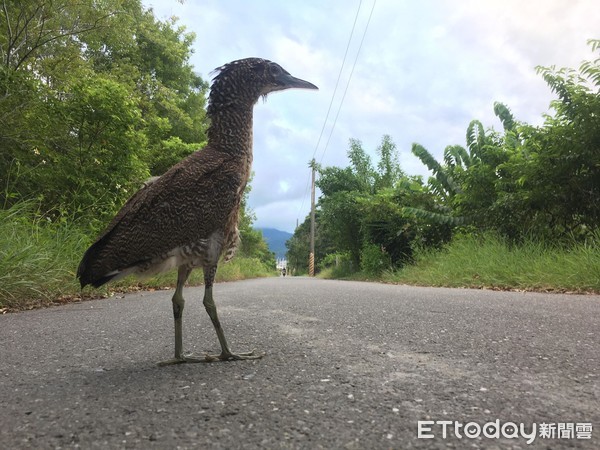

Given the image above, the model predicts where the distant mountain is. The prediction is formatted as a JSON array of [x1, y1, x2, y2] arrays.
[[257, 228, 292, 258]]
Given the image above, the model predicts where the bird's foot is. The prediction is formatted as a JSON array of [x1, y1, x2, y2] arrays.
[[157, 350, 265, 366], [203, 349, 265, 362], [157, 354, 206, 366]]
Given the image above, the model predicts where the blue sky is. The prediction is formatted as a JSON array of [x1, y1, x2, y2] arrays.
[[143, 0, 598, 232]]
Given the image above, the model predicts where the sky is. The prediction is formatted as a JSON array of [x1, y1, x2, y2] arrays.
[[142, 0, 598, 233]]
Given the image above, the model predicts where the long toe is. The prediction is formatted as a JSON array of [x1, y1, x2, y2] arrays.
[[157, 357, 187, 366], [157, 354, 207, 366], [204, 350, 266, 362]]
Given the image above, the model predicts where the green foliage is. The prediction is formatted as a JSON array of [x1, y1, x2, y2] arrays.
[[360, 243, 391, 276], [321, 252, 355, 278], [44, 74, 149, 224], [1, 0, 209, 224], [286, 209, 335, 275], [375, 134, 403, 190], [347, 138, 376, 192], [297, 136, 451, 275], [148, 137, 201, 176], [386, 232, 600, 292], [412, 143, 459, 199], [239, 227, 276, 269], [493, 101, 516, 132], [411, 39, 600, 242], [0, 200, 88, 306]]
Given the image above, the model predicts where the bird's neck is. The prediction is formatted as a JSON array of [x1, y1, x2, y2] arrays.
[[207, 105, 254, 157]]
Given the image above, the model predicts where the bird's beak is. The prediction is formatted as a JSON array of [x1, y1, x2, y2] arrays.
[[277, 72, 319, 90]]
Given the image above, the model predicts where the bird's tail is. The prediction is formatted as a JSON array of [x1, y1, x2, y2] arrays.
[[77, 241, 118, 288]]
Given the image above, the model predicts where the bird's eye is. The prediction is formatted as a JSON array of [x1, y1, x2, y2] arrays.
[[269, 64, 282, 77]]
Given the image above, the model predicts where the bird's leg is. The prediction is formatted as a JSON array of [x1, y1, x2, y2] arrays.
[[201, 264, 264, 362], [158, 266, 204, 366]]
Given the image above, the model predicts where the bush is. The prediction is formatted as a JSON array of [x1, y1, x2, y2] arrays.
[[360, 243, 391, 276], [319, 252, 355, 278]]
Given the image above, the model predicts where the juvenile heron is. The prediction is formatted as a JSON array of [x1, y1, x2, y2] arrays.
[[77, 58, 318, 365]]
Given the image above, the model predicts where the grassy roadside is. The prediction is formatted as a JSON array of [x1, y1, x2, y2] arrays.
[[3, 200, 598, 313], [320, 233, 600, 294], [0, 203, 275, 312]]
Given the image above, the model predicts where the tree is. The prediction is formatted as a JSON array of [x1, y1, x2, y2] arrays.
[[0, 0, 209, 226], [506, 46, 600, 237], [39, 75, 149, 224], [313, 136, 451, 274], [317, 140, 375, 267], [411, 39, 600, 241], [1, 0, 119, 211], [286, 209, 335, 275], [0, 0, 112, 72], [375, 134, 403, 190]]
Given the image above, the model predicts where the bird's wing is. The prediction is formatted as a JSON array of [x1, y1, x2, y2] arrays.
[[77, 147, 246, 286]]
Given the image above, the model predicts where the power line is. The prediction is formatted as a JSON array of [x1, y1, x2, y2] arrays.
[[308, 0, 376, 276], [311, 0, 363, 163], [296, 0, 364, 226], [319, 0, 376, 165]]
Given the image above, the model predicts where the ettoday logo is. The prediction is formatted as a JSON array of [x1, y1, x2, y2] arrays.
[[417, 420, 593, 444]]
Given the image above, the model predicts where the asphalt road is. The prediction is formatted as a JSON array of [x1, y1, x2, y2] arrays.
[[1, 277, 599, 449]]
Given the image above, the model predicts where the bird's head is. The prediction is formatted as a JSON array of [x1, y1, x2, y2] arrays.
[[208, 58, 318, 113]]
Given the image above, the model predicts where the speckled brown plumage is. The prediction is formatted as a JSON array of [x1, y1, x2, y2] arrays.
[[77, 140, 247, 287], [77, 58, 316, 288], [76, 57, 317, 364]]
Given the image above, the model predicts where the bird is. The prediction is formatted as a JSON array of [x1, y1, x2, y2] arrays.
[[76, 58, 318, 365]]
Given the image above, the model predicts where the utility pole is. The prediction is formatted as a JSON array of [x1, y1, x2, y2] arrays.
[[309, 159, 316, 277]]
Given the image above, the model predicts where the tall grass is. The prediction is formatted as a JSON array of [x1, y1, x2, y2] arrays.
[[0, 202, 87, 307], [0, 201, 275, 310], [384, 233, 600, 292]]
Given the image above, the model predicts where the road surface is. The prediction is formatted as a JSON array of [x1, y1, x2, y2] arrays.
[[1, 277, 598, 449]]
